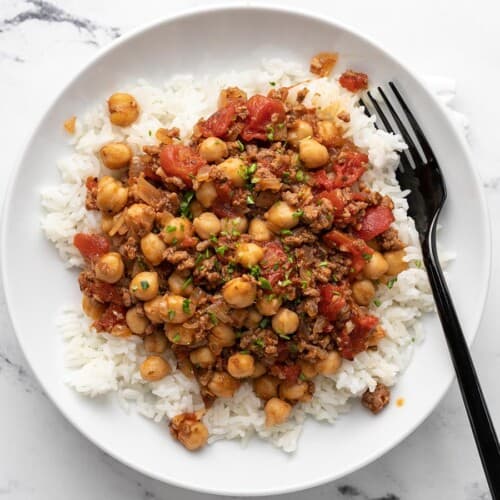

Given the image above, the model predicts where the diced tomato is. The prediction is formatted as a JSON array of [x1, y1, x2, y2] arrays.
[[94, 304, 126, 332], [337, 314, 379, 360], [211, 182, 242, 218], [199, 104, 237, 139], [241, 95, 286, 142], [85, 176, 97, 191], [143, 163, 162, 182], [260, 241, 289, 286], [317, 189, 346, 213], [339, 70, 369, 92], [180, 235, 198, 249], [332, 151, 368, 188], [159, 144, 206, 188], [85, 280, 124, 305], [74, 233, 109, 260], [323, 230, 373, 273], [355, 205, 395, 241], [270, 362, 301, 382], [312, 169, 335, 191], [318, 284, 347, 322]]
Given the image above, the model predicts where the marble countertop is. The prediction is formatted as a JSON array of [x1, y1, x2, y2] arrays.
[[1, 1, 499, 499]]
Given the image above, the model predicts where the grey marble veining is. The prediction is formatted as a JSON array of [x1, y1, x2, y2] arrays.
[[0, 1, 499, 499]]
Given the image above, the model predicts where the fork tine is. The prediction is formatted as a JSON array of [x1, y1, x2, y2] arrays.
[[359, 98, 378, 129], [389, 82, 436, 161], [366, 91, 412, 171], [377, 87, 426, 166]]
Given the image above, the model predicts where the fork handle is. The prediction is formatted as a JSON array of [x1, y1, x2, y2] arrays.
[[424, 226, 500, 498]]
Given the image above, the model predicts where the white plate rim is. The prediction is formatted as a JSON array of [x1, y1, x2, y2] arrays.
[[0, 3, 492, 496]]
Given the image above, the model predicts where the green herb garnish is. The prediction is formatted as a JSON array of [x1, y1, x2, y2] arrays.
[[266, 125, 275, 141], [259, 318, 270, 329], [387, 277, 398, 289], [246, 194, 255, 205], [250, 265, 261, 279], [182, 298, 191, 314], [373, 299, 381, 307], [172, 333, 181, 343], [259, 277, 272, 290], [319, 261, 328, 267], [254, 338, 265, 348], [269, 81, 276, 86], [296, 170, 304, 182], [140, 280, 149, 290], [181, 276, 193, 290], [166, 225, 176, 233], [280, 229, 293, 236], [362, 253, 373, 261], [236, 139, 245, 152], [215, 245, 228, 255], [279, 334, 291, 340], [168, 309, 176, 320], [292, 209, 304, 218], [208, 312, 218, 325], [180, 191, 194, 219]]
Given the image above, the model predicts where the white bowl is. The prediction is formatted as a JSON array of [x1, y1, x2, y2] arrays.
[[0, 5, 490, 496]]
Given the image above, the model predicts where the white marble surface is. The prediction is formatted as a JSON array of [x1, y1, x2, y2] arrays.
[[0, 1, 499, 499]]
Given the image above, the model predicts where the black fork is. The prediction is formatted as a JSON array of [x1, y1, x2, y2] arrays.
[[361, 83, 500, 498]]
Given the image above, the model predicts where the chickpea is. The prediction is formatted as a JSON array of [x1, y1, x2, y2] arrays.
[[140, 355, 171, 381], [271, 308, 299, 335], [171, 415, 208, 451], [299, 137, 329, 169], [253, 375, 280, 400], [384, 250, 408, 276], [208, 324, 236, 348], [251, 361, 267, 378], [167, 271, 194, 297], [125, 203, 155, 235], [287, 119, 313, 146], [208, 372, 240, 398], [199, 137, 228, 163], [279, 380, 308, 401], [193, 212, 221, 240], [363, 251, 389, 280], [162, 217, 192, 245], [317, 351, 342, 375], [265, 201, 299, 230], [190, 200, 204, 218], [99, 142, 132, 170], [166, 325, 195, 345], [244, 307, 263, 329], [96, 176, 128, 214], [248, 218, 273, 242], [111, 324, 132, 337], [316, 120, 337, 145], [256, 295, 282, 316], [143, 296, 163, 324], [158, 294, 195, 324], [298, 360, 318, 380], [108, 92, 139, 127], [129, 272, 159, 301], [143, 331, 167, 353], [189, 347, 216, 368], [235, 242, 264, 268], [227, 353, 255, 379], [218, 87, 247, 108], [264, 397, 292, 427], [125, 306, 150, 335], [222, 276, 257, 308], [140, 233, 166, 265], [220, 216, 248, 235], [95, 252, 124, 284], [81, 295, 105, 320], [352, 279, 376, 306], [196, 182, 217, 208], [101, 214, 114, 234], [216, 157, 246, 187]]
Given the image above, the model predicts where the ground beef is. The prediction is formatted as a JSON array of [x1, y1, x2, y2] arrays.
[[302, 199, 334, 232], [163, 248, 195, 271], [377, 227, 405, 251], [239, 329, 279, 362], [361, 382, 391, 414], [85, 177, 98, 210], [281, 227, 317, 247]]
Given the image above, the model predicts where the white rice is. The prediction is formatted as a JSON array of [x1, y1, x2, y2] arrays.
[[41, 59, 434, 452]]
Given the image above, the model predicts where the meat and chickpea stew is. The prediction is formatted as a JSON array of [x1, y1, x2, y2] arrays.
[[74, 58, 408, 451]]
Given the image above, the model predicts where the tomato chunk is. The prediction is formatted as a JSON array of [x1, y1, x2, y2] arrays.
[[199, 104, 237, 139], [338, 314, 379, 360], [317, 189, 345, 213], [94, 304, 126, 332], [260, 241, 289, 286], [312, 169, 335, 191], [318, 284, 347, 322], [339, 70, 369, 92], [74, 233, 109, 260], [159, 144, 206, 188], [356, 205, 395, 241], [332, 151, 368, 188], [241, 95, 286, 142], [323, 230, 373, 273]]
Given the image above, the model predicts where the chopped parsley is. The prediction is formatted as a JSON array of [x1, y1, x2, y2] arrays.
[[140, 280, 149, 290], [254, 338, 265, 348], [181, 276, 193, 290], [292, 209, 304, 218], [295, 170, 305, 182], [168, 309, 176, 321], [299, 373, 307, 381], [180, 191, 195, 219], [195, 253, 204, 266], [279, 334, 291, 340], [278, 279, 292, 287], [301, 280, 308, 289], [387, 277, 398, 289], [249, 265, 261, 279], [363, 253, 373, 261], [319, 261, 328, 267], [373, 299, 381, 307], [148, 130, 152, 136], [236, 139, 245, 152], [259, 277, 272, 290], [414, 260, 423, 269], [269, 81, 276, 86], [208, 312, 218, 325], [259, 318, 270, 329], [240, 350, 249, 354], [246, 194, 255, 205], [209, 234, 218, 243], [266, 124, 275, 141], [182, 298, 191, 314], [165, 225, 176, 233], [172, 333, 181, 343], [215, 245, 228, 255], [280, 229, 293, 236], [172, 237, 178, 245]]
